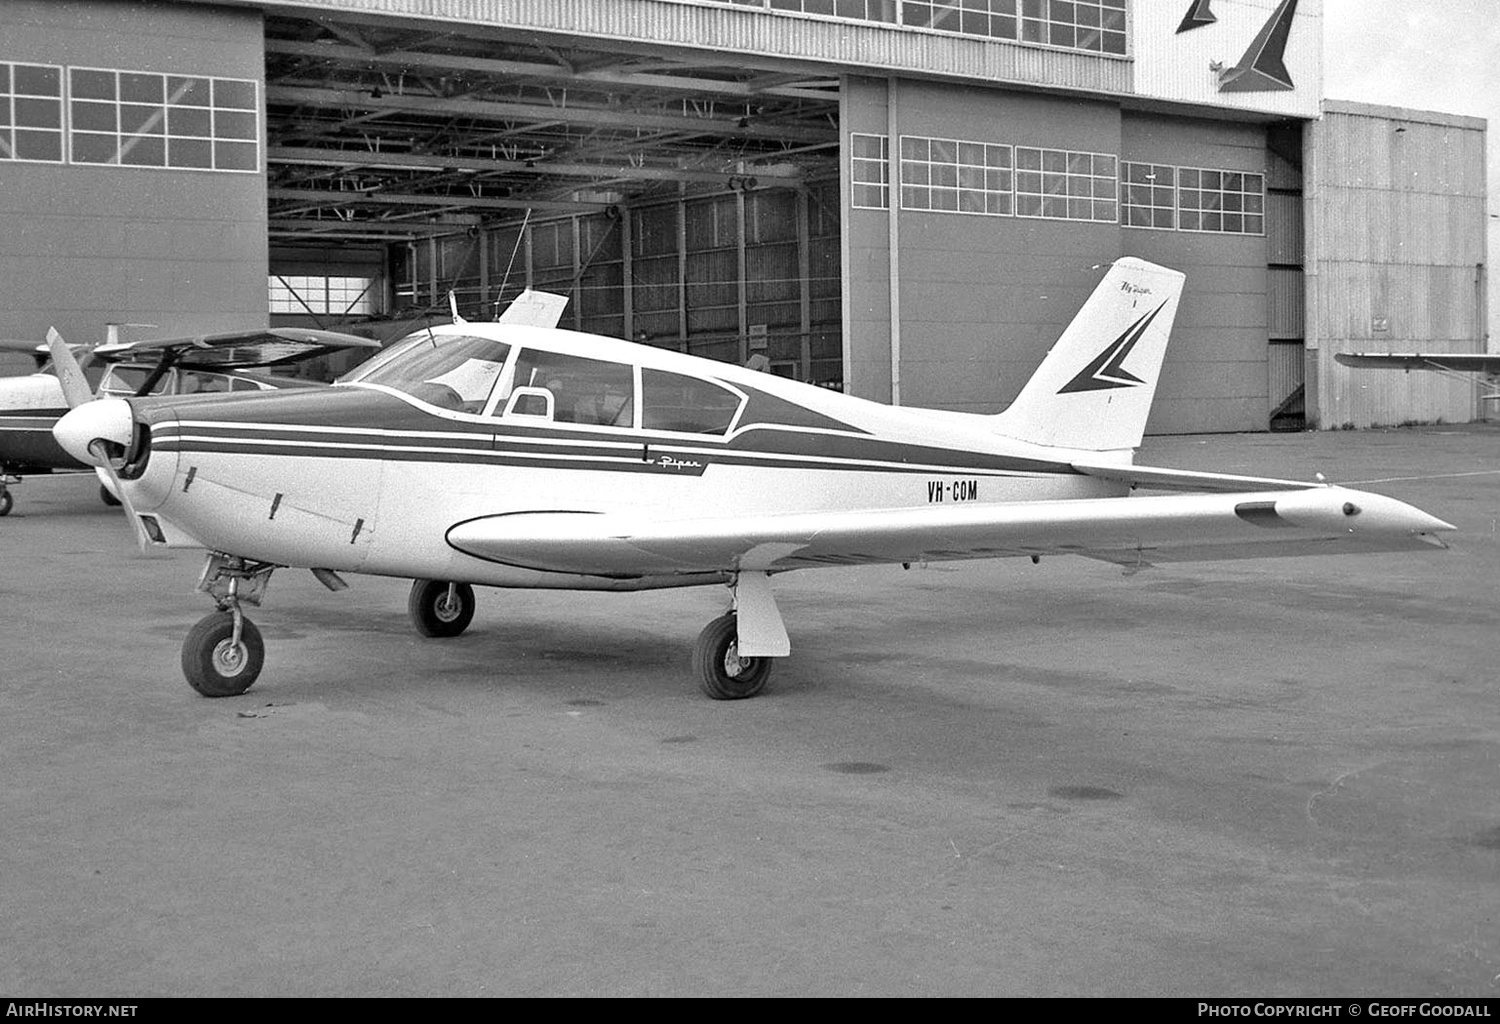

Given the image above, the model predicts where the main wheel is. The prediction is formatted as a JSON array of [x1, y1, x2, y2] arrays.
[[182, 611, 264, 697], [0, 487, 12, 517], [408, 579, 476, 637], [99, 483, 122, 507], [692, 612, 772, 700]]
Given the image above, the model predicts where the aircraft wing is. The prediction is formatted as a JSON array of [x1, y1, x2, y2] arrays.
[[91, 327, 381, 369], [446, 486, 1451, 579], [1335, 352, 1500, 373], [497, 290, 569, 329], [0, 339, 49, 354]]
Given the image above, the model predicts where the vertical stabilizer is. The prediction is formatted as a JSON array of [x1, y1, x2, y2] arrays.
[[992, 257, 1184, 453]]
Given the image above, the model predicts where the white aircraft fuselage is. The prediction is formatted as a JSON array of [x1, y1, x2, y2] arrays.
[[51, 259, 1454, 700]]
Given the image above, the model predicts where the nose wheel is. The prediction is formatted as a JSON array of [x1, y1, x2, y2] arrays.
[[182, 610, 264, 697], [0, 483, 12, 517]]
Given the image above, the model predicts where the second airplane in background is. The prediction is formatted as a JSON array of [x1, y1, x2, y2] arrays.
[[0, 325, 380, 515]]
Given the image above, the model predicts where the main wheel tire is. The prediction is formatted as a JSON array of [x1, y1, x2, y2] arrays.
[[182, 611, 264, 697], [408, 579, 476, 637], [692, 612, 772, 700], [0, 488, 12, 517], [99, 483, 122, 507]]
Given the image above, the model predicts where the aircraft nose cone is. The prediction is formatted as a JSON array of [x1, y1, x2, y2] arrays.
[[53, 398, 134, 466]]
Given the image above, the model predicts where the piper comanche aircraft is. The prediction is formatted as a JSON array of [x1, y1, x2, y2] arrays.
[[51, 259, 1454, 700], [0, 326, 379, 515]]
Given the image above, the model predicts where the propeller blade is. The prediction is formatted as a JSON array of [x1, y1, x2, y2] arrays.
[[46, 327, 94, 408], [87, 438, 156, 555], [49, 328, 158, 554]]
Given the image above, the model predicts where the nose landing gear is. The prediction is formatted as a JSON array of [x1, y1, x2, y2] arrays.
[[181, 554, 277, 697]]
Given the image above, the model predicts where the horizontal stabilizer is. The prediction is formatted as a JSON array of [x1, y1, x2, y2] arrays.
[[1072, 460, 1316, 493]]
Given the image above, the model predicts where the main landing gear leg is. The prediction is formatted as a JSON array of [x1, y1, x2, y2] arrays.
[[692, 572, 789, 700], [181, 554, 276, 697]]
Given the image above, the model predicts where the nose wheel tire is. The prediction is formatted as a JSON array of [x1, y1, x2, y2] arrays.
[[0, 486, 12, 517], [182, 611, 264, 697], [693, 612, 772, 700], [409, 579, 476, 637]]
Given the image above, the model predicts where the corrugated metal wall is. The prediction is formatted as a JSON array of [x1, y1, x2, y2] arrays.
[[402, 181, 843, 385], [1308, 101, 1488, 429]]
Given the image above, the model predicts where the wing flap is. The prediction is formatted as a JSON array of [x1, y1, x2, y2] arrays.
[[446, 487, 1451, 578]]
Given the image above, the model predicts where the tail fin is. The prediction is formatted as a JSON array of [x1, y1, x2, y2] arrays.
[[992, 257, 1184, 453]]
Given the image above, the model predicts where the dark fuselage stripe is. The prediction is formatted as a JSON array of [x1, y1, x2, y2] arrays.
[[155, 422, 1073, 477], [152, 436, 1066, 477]]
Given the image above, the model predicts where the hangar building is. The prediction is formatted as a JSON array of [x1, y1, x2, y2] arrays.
[[0, 0, 1488, 431]]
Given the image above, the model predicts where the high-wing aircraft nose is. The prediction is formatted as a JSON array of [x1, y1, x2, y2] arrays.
[[53, 397, 134, 466]]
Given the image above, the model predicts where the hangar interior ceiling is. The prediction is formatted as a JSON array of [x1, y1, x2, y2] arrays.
[[263, 12, 843, 249]]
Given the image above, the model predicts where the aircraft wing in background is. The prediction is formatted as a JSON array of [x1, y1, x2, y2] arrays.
[[92, 327, 381, 370], [1335, 352, 1500, 373]]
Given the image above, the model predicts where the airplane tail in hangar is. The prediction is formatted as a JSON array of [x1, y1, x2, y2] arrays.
[[991, 257, 1184, 455]]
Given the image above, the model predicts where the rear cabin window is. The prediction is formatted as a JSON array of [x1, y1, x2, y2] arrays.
[[641, 369, 741, 435], [510, 349, 634, 426]]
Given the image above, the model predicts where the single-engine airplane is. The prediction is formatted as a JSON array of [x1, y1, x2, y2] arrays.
[[52, 258, 1454, 700], [0, 325, 380, 515], [1335, 351, 1500, 405]]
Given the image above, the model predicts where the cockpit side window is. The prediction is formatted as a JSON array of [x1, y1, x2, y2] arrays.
[[640, 369, 742, 435], [357, 334, 512, 413], [507, 349, 634, 426], [98, 364, 173, 397]]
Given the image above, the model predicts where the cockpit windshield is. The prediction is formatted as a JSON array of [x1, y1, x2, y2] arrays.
[[354, 333, 512, 413]]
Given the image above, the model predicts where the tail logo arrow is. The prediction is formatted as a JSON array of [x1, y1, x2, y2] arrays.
[[1058, 302, 1165, 394]]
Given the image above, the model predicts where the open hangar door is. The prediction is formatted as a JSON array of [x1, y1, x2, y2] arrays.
[[261, 11, 844, 386]]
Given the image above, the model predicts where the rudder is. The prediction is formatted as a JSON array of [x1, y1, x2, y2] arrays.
[[991, 257, 1184, 453]]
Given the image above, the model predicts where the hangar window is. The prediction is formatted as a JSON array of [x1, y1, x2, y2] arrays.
[[69, 67, 258, 173], [1122, 162, 1176, 230], [1015, 147, 1117, 223], [269, 276, 378, 316], [0, 63, 64, 163], [1178, 168, 1265, 235], [850, 133, 889, 210], [901, 136, 1013, 216], [728, 0, 1127, 54]]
